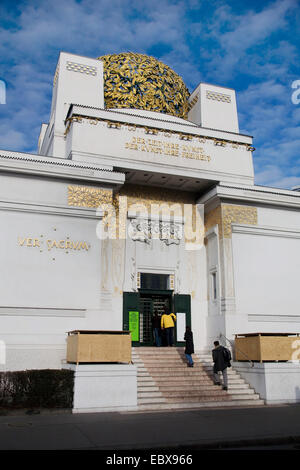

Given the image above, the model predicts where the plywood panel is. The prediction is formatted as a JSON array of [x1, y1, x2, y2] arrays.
[[67, 332, 131, 363], [235, 336, 261, 361], [235, 334, 300, 361]]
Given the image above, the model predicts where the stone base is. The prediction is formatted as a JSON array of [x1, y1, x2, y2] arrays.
[[63, 363, 138, 413], [233, 361, 300, 405]]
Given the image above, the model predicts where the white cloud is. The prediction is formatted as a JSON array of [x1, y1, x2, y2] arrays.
[[204, 0, 297, 80], [255, 164, 300, 189], [0, 0, 190, 152]]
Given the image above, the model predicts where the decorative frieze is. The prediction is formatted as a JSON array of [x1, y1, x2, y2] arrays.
[[66, 61, 97, 76], [188, 94, 199, 111], [222, 205, 257, 238], [205, 204, 257, 239], [63, 114, 254, 151], [169, 274, 175, 290], [128, 218, 182, 245], [206, 91, 231, 103], [68, 185, 113, 208], [205, 206, 222, 238]]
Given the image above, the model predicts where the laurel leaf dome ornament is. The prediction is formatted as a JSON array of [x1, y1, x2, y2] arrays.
[[97, 52, 190, 119]]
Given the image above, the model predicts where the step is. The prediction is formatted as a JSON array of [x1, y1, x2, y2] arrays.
[[149, 380, 248, 388], [145, 383, 251, 392], [141, 364, 211, 369], [138, 389, 255, 399], [138, 375, 245, 385], [139, 359, 240, 374], [140, 361, 205, 367], [137, 377, 156, 383], [137, 399, 265, 411], [138, 377, 231, 384], [138, 397, 168, 404], [138, 395, 264, 407], [138, 390, 227, 399], [136, 351, 184, 356], [137, 386, 161, 392], [166, 393, 261, 403], [139, 371, 227, 378], [142, 367, 239, 377], [138, 380, 217, 387], [142, 369, 240, 378]]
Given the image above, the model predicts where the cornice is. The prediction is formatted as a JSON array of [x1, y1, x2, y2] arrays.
[[65, 104, 253, 146], [0, 150, 125, 185], [232, 223, 300, 239], [199, 183, 300, 209]]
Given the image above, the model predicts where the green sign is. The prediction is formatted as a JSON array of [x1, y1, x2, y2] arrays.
[[129, 311, 139, 341]]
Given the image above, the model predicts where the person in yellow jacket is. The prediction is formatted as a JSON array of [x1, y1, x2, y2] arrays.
[[161, 310, 176, 346]]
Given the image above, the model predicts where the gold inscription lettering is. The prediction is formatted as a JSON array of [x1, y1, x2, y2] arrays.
[[33, 238, 40, 247], [124, 137, 210, 161], [79, 242, 89, 251], [20, 237, 90, 252], [59, 240, 65, 249], [18, 237, 26, 246], [65, 240, 72, 249]]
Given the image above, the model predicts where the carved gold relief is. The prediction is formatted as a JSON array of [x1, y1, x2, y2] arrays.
[[204, 206, 223, 238], [97, 53, 190, 119], [68, 185, 113, 208], [205, 204, 257, 238], [115, 184, 201, 244], [222, 204, 257, 238]]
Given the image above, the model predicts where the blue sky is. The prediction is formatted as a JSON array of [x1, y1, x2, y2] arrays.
[[0, 0, 299, 189]]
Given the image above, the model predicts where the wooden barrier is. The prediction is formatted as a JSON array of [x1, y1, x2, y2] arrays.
[[235, 333, 300, 362], [67, 330, 132, 364]]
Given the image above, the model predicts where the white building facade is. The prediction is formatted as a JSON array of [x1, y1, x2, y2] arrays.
[[1, 51, 300, 373]]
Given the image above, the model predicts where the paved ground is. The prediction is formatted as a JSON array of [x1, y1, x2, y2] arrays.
[[0, 404, 300, 450]]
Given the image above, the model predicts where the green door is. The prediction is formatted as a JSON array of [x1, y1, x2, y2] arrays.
[[123, 292, 140, 346], [139, 296, 154, 345], [174, 294, 191, 346], [124, 292, 191, 347]]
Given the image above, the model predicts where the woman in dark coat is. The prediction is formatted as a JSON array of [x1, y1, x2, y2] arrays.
[[184, 326, 194, 367]]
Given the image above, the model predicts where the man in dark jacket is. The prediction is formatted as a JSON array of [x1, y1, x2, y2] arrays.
[[184, 326, 194, 367], [212, 341, 230, 391]]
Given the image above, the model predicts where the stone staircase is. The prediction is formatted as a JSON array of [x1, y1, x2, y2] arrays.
[[132, 347, 264, 411]]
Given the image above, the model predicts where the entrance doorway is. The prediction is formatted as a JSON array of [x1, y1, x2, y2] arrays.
[[139, 292, 172, 346], [123, 288, 191, 347]]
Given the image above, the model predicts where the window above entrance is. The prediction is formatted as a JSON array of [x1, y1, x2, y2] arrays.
[[140, 273, 169, 290]]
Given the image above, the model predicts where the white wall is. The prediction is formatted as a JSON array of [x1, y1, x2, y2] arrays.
[[40, 52, 104, 158], [0, 210, 101, 309], [232, 228, 300, 321], [66, 116, 254, 185], [188, 83, 239, 133]]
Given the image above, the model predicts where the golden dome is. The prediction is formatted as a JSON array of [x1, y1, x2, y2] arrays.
[[97, 52, 190, 119]]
